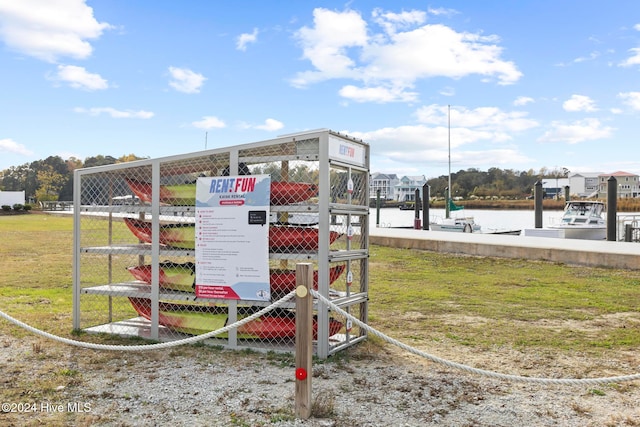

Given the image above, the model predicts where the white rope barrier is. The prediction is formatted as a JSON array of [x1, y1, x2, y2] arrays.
[[0, 291, 296, 352], [3, 287, 640, 386], [311, 290, 640, 385]]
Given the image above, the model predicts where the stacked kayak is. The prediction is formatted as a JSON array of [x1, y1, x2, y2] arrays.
[[122, 217, 341, 251], [128, 297, 343, 339], [123, 218, 196, 249], [125, 179, 318, 206], [127, 262, 345, 294], [122, 175, 344, 339], [127, 262, 196, 293]]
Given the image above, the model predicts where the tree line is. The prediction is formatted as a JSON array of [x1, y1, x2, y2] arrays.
[[1, 154, 565, 203], [427, 166, 566, 199], [0, 154, 147, 203]]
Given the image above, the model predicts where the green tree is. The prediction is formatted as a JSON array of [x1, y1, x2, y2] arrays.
[[84, 155, 117, 168], [35, 165, 65, 202], [117, 154, 148, 163]]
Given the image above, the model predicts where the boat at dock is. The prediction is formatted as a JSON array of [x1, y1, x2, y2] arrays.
[[547, 200, 606, 240], [430, 215, 482, 233], [429, 105, 482, 234], [430, 199, 481, 233]]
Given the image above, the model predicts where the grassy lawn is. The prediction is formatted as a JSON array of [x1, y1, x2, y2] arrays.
[[0, 214, 74, 338], [369, 245, 640, 354], [2, 213, 640, 355]]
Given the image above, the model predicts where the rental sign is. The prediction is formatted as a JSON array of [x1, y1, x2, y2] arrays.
[[194, 174, 271, 301]]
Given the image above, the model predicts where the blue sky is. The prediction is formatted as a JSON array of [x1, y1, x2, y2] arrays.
[[1, 1, 640, 179]]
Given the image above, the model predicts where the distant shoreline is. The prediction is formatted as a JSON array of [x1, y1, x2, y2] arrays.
[[374, 198, 640, 211]]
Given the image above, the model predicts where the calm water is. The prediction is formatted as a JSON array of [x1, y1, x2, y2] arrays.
[[370, 208, 563, 233], [370, 207, 640, 235]]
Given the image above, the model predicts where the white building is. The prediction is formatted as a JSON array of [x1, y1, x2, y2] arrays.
[[369, 172, 399, 200], [568, 172, 602, 198], [0, 190, 25, 206], [395, 175, 427, 202]]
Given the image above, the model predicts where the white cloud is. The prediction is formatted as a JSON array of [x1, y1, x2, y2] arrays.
[[0, 138, 33, 156], [371, 8, 427, 34], [620, 47, 640, 67], [513, 96, 534, 106], [0, 0, 112, 62], [563, 94, 598, 112], [50, 64, 108, 90], [415, 104, 538, 133], [192, 116, 226, 130], [236, 28, 258, 51], [254, 118, 284, 131], [292, 8, 522, 100], [620, 25, 640, 67], [439, 86, 455, 97], [239, 119, 285, 131], [168, 67, 206, 94], [292, 8, 368, 87], [573, 51, 600, 63], [538, 118, 614, 144], [426, 7, 458, 17], [348, 125, 532, 169], [618, 91, 640, 110], [344, 104, 537, 170], [339, 84, 418, 103], [74, 107, 153, 119]]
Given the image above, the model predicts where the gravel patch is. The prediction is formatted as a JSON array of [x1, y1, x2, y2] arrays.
[[2, 330, 640, 426]]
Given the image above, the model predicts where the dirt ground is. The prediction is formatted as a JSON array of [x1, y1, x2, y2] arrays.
[[2, 319, 640, 427]]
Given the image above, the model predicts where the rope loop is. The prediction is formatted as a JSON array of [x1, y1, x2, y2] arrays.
[[311, 289, 640, 385]]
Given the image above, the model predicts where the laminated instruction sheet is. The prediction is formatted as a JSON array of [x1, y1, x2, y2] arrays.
[[194, 175, 271, 301]]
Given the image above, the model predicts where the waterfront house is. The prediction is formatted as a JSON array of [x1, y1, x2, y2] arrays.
[[568, 172, 602, 198], [597, 171, 640, 198], [369, 172, 399, 201], [395, 175, 427, 202]]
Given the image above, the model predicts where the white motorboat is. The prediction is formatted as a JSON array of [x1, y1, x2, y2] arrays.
[[548, 200, 606, 240]]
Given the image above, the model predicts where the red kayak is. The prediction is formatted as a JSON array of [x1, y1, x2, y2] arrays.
[[269, 226, 341, 251], [125, 179, 318, 206], [127, 262, 345, 294], [269, 264, 346, 293], [123, 217, 341, 251], [123, 217, 195, 249], [128, 297, 343, 339]]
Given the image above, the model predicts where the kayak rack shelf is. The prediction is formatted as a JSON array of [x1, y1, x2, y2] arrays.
[[73, 129, 370, 359], [81, 282, 368, 309]]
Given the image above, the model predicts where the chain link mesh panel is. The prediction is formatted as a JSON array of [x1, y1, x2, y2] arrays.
[[74, 131, 368, 355]]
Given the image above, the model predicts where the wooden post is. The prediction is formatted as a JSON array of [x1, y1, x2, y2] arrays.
[[534, 181, 543, 228], [607, 176, 617, 241], [413, 189, 421, 229], [376, 189, 380, 228], [422, 184, 430, 230], [295, 263, 313, 419]]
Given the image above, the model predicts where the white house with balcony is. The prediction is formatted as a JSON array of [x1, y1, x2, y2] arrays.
[[369, 172, 399, 200], [395, 175, 427, 202]]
